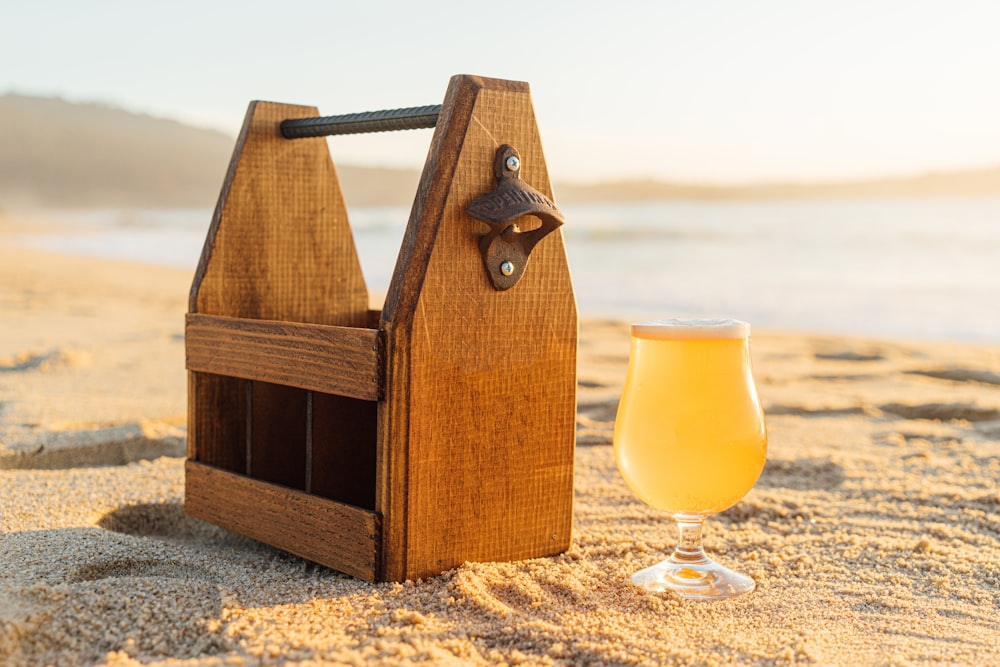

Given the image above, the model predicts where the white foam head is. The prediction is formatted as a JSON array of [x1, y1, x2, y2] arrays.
[[631, 318, 750, 340]]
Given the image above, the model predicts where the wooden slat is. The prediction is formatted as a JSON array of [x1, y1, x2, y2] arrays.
[[185, 460, 381, 581], [186, 314, 382, 400]]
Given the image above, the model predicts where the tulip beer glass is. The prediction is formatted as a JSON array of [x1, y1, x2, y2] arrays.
[[614, 319, 767, 600]]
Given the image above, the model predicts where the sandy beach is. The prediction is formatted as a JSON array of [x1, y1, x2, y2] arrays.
[[2, 238, 999, 666]]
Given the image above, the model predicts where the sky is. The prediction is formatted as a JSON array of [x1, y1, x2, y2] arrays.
[[3, 0, 999, 184]]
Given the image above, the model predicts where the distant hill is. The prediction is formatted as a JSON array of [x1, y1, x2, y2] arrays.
[[0, 94, 234, 208], [1, 93, 998, 208]]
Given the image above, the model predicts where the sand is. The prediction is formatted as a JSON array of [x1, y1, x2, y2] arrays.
[[1, 239, 999, 666]]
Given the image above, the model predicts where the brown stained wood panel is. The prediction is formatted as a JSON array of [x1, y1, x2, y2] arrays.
[[188, 372, 247, 473], [250, 381, 308, 490], [189, 101, 368, 326], [185, 460, 381, 581], [185, 314, 382, 401], [379, 75, 577, 581], [311, 392, 377, 510]]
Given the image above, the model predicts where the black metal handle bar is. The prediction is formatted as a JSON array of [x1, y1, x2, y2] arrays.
[[280, 105, 441, 138]]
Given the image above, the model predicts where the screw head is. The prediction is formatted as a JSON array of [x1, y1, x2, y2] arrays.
[[500, 260, 515, 276], [505, 155, 520, 172]]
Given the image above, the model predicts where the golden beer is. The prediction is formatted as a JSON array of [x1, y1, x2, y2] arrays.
[[614, 322, 766, 513]]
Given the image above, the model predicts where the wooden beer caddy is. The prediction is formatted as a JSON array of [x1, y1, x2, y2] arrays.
[[184, 75, 577, 582]]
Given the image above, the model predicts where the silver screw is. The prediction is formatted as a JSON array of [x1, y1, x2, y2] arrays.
[[505, 155, 520, 172], [500, 260, 515, 276]]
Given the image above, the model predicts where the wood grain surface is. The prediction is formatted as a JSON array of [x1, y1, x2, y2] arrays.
[[186, 460, 381, 581], [377, 74, 577, 581], [189, 101, 369, 325], [185, 314, 382, 400]]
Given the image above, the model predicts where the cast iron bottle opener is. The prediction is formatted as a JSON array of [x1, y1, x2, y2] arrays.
[[466, 145, 565, 290]]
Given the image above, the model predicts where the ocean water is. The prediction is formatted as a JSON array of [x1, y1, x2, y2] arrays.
[[13, 197, 1000, 343]]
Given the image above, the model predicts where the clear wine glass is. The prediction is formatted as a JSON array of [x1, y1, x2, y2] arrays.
[[613, 319, 767, 600]]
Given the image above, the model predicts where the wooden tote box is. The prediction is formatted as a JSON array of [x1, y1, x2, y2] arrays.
[[184, 74, 577, 582]]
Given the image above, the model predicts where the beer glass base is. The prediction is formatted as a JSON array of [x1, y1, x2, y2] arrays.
[[630, 557, 756, 601]]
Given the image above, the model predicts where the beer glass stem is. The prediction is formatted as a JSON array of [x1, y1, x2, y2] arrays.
[[671, 512, 710, 565]]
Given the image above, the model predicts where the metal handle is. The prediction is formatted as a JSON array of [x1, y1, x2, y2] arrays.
[[281, 105, 441, 138]]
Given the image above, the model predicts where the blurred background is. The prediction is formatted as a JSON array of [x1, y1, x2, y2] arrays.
[[2, 0, 998, 341]]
